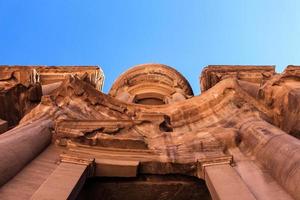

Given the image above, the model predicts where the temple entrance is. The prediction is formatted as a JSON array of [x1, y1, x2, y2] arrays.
[[76, 175, 211, 200]]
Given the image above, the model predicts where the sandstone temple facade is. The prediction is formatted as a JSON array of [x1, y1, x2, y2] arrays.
[[0, 64, 299, 200]]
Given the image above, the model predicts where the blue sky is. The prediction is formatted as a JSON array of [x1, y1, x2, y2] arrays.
[[1, 0, 300, 94]]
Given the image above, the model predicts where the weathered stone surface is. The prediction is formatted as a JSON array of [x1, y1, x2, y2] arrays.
[[1, 64, 300, 200], [257, 65, 300, 137], [0, 66, 104, 127], [200, 65, 275, 92], [0, 65, 104, 90], [0, 83, 42, 127]]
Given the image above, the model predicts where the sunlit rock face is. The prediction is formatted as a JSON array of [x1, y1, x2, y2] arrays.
[[0, 64, 300, 200], [109, 63, 193, 105]]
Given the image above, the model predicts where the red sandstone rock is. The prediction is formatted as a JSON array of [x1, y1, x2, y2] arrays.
[[0, 83, 42, 127], [200, 65, 275, 92], [0, 66, 104, 127], [0, 64, 300, 200]]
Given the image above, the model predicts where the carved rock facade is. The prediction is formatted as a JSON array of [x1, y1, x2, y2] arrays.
[[0, 64, 300, 200]]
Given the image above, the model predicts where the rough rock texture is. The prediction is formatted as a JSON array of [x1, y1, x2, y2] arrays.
[[257, 65, 300, 137], [0, 83, 42, 127], [0, 64, 300, 200], [33, 66, 104, 90], [0, 66, 104, 127], [200, 65, 275, 92], [0, 65, 104, 90]]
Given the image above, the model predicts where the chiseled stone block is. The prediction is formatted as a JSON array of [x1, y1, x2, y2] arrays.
[[95, 159, 139, 177]]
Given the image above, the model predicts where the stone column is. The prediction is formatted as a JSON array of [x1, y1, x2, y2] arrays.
[[0, 118, 52, 186], [240, 120, 300, 200]]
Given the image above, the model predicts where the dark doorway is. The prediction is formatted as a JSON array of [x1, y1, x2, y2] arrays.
[[76, 174, 211, 200]]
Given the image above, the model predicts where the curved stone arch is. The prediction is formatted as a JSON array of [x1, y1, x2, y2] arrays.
[[109, 63, 194, 105]]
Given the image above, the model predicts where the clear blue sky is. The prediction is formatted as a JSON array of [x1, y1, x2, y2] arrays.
[[1, 0, 300, 94]]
